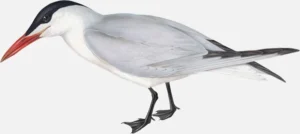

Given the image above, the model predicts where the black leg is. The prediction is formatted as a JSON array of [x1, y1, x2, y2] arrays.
[[123, 87, 158, 133], [153, 82, 179, 120]]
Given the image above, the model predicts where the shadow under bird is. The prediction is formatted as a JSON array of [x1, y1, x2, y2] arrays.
[[1, 1, 299, 133]]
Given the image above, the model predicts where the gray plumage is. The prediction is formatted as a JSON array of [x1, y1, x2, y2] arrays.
[[84, 14, 298, 78], [208, 39, 287, 82]]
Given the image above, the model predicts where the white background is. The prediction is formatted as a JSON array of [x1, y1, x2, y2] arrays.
[[0, 0, 299, 134]]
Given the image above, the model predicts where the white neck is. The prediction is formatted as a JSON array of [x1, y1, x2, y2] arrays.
[[62, 28, 100, 64]]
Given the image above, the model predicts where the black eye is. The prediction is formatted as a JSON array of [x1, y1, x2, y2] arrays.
[[42, 15, 51, 23]]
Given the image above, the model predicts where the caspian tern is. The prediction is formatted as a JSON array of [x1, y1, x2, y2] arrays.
[[1, 1, 298, 133]]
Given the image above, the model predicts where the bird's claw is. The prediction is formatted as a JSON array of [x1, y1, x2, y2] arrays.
[[153, 107, 179, 120], [123, 118, 151, 133]]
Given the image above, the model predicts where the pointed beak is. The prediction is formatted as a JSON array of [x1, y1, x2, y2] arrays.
[[1, 27, 48, 62], [1, 34, 39, 62]]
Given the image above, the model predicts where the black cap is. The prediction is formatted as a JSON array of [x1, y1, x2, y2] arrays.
[[25, 1, 84, 36]]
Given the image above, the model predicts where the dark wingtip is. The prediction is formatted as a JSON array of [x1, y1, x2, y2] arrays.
[[279, 48, 299, 55], [240, 51, 263, 57], [267, 71, 286, 83], [275, 75, 286, 83], [248, 62, 286, 83], [259, 48, 299, 55], [206, 39, 291, 83]]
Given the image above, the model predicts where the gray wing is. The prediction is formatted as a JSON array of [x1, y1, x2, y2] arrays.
[[84, 14, 209, 77], [141, 15, 286, 81], [84, 14, 286, 78]]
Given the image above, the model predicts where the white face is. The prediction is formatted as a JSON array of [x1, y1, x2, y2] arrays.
[[1, 2, 102, 62], [28, 5, 99, 38]]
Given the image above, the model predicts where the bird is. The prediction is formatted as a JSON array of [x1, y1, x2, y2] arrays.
[[1, 1, 298, 133]]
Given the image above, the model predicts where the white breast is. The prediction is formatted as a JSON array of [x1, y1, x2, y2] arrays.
[[62, 30, 186, 87]]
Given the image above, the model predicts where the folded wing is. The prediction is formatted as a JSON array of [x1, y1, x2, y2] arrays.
[[85, 14, 208, 77], [84, 14, 298, 78]]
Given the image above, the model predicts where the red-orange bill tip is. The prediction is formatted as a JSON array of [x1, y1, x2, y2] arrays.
[[1, 34, 40, 62]]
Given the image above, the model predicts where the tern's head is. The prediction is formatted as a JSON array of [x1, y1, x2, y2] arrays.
[[1, 0, 98, 62]]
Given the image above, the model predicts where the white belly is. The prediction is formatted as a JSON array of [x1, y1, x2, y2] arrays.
[[62, 31, 186, 87]]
